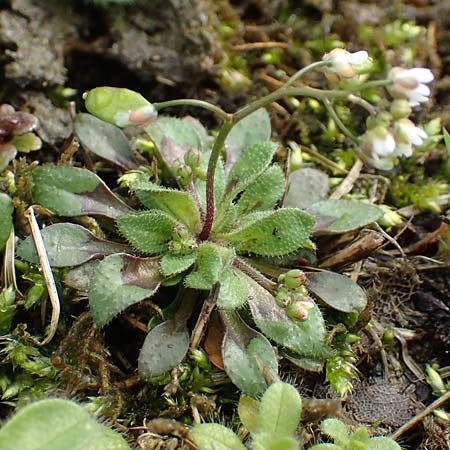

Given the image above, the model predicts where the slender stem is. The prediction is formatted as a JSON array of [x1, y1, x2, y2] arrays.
[[284, 61, 330, 88], [323, 98, 359, 143], [199, 119, 234, 240], [154, 99, 229, 122], [198, 78, 392, 239]]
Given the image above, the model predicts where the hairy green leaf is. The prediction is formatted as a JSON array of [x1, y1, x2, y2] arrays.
[[0, 193, 13, 252], [257, 382, 301, 437], [74, 113, 137, 170], [237, 396, 260, 434], [32, 166, 132, 219], [0, 398, 131, 450], [237, 165, 285, 215], [189, 424, 246, 450], [246, 276, 328, 359], [306, 271, 367, 313], [253, 434, 300, 450], [311, 200, 384, 234], [227, 141, 278, 198], [216, 267, 248, 310], [222, 208, 315, 257], [0, 287, 16, 335], [89, 254, 161, 327], [367, 437, 402, 450], [320, 419, 349, 447], [133, 181, 201, 232], [221, 311, 278, 397], [17, 223, 128, 267], [160, 253, 196, 277], [184, 243, 232, 290], [116, 210, 177, 255]]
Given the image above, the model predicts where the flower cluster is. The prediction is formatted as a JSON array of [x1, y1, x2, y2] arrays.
[[275, 270, 315, 321], [322, 48, 434, 170], [359, 68, 433, 170]]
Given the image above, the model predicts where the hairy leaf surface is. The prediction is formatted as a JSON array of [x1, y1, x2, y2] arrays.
[[222, 208, 315, 257], [116, 210, 177, 255], [0, 399, 131, 450]]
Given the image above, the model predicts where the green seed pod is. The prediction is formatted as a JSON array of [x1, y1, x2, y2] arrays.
[[83, 87, 156, 128], [426, 365, 446, 396]]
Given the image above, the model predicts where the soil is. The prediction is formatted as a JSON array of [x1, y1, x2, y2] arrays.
[[1, 0, 449, 449]]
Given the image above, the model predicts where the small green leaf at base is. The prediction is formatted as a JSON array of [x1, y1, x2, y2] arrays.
[[217, 267, 248, 310], [311, 200, 384, 234], [0, 399, 131, 450], [257, 382, 302, 437], [160, 253, 196, 277], [138, 320, 190, 379], [253, 434, 300, 450], [116, 210, 177, 255], [189, 424, 246, 450]]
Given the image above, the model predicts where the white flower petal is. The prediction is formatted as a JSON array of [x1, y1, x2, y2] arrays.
[[394, 143, 413, 157], [349, 51, 369, 64], [408, 68, 434, 83]]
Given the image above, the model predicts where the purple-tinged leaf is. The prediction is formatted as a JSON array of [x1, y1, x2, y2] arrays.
[[32, 166, 133, 219], [89, 254, 162, 328]]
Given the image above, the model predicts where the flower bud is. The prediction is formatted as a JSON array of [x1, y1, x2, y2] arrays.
[[84, 87, 157, 128], [275, 289, 292, 308], [283, 269, 307, 290], [390, 99, 412, 120], [285, 298, 314, 321], [184, 148, 201, 168]]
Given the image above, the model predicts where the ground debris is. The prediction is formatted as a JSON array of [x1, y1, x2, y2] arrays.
[[346, 379, 415, 428], [0, 0, 79, 87]]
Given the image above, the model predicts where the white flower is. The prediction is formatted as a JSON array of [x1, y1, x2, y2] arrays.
[[388, 67, 434, 107], [392, 118, 427, 157], [322, 48, 370, 78], [359, 126, 397, 170]]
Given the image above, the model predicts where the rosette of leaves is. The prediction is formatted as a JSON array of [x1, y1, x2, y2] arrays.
[[18, 88, 379, 397]]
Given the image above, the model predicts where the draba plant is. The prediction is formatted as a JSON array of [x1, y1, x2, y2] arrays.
[[16, 49, 434, 396]]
